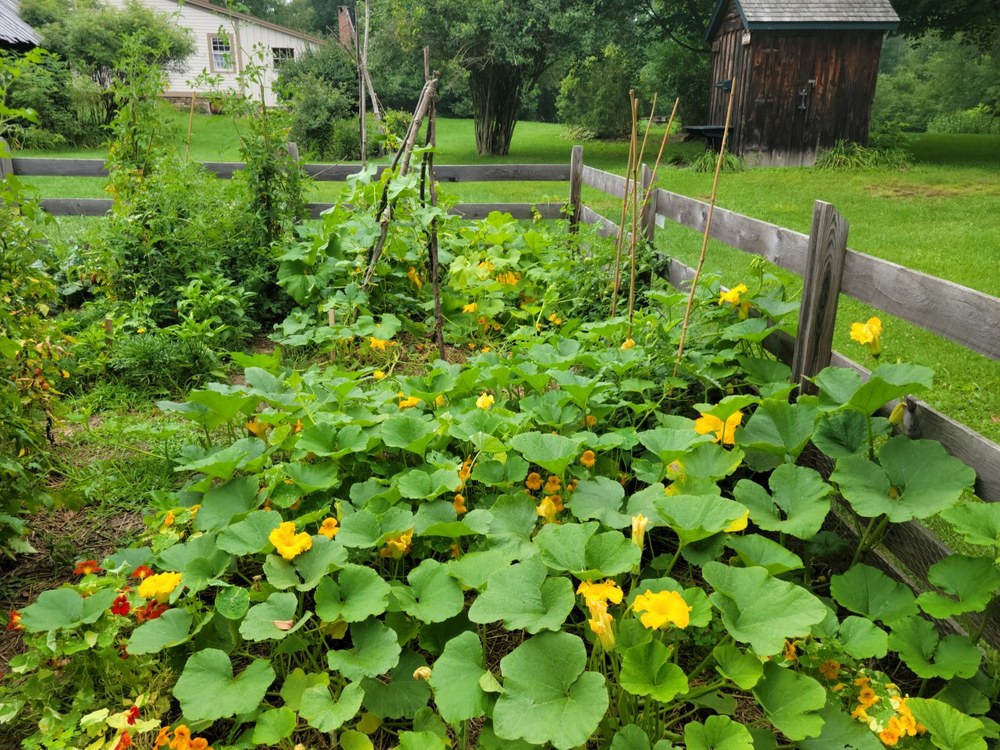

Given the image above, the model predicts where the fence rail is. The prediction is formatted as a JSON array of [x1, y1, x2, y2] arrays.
[[6, 143, 1000, 641]]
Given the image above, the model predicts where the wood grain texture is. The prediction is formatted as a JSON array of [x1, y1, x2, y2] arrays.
[[0, 139, 12, 180], [40, 198, 112, 216], [581, 166, 627, 199], [792, 201, 849, 389], [568, 145, 583, 231], [640, 164, 655, 245], [841, 250, 1000, 361], [12, 157, 107, 177]]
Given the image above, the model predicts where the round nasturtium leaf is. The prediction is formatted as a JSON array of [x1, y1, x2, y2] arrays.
[[493, 631, 608, 750], [752, 662, 827, 741], [315, 564, 391, 623], [173, 649, 276, 721], [252, 706, 296, 744], [620, 640, 689, 702], [467, 556, 574, 633], [684, 715, 754, 750], [300, 681, 365, 733], [428, 631, 492, 723], [327, 619, 402, 681], [214, 586, 251, 620]]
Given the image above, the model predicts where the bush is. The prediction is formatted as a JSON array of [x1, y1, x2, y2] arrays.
[[106, 330, 219, 392], [689, 149, 746, 173], [815, 138, 911, 170], [557, 44, 639, 138], [927, 105, 1000, 134]]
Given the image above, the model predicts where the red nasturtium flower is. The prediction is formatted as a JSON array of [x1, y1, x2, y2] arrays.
[[126, 705, 140, 725], [133, 600, 168, 624], [73, 559, 103, 576], [130, 565, 154, 580], [111, 595, 131, 616], [113, 730, 131, 750], [7, 609, 23, 631]]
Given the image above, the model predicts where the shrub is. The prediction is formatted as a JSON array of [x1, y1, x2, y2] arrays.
[[557, 44, 639, 138], [927, 105, 1000, 134], [689, 148, 746, 173], [105, 330, 219, 392], [815, 138, 911, 170]]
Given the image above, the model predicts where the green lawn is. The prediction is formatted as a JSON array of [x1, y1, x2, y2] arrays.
[[13, 115, 1000, 441]]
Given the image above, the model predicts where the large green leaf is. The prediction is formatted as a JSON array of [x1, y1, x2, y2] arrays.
[[534, 521, 640, 578], [831, 437, 975, 521], [468, 557, 574, 633], [296, 422, 369, 458], [812, 410, 870, 459], [907, 698, 988, 750], [216, 510, 281, 555], [252, 707, 297, 745], [360, 650, 431, 719], [428, 631, 492, 723], [737, 399, 818, 470], [284, 461, 341, 493], [493, 632, 608, 750], [127, 608, 194, 655], [567, 476, 630, 528], [279, 668, 329, 711], [240, 592, 310, 642], [446, 548, 517, 590], [174, 649, 276, 721], [299, 682, 364, 733], [19, 588, 118, 633], [733, 464, 831, 540], [175, 437, 267, 479], [194, 476, 260, 531], [847, 363, 933, 416], [939, 503, 1000, 549], [683, 715, 754, 750], [829, 564, 918, 625], [916, 554, 1000, 619], [620, 640, 689, 702], [327, 619, 401, 681], [838, 616, 888, 660], [394, 559, 465, 624], [397, 468, 462, 500], [655, 495, 749, 546], [797, 702, 884, 750], [510, 431, 584, 476], [888, 616, 981, 680], [752, 662, 826, 740], [637, 419, 713, 466], [712, 644, 763, 690], [381, 413, 437, 457], [315, 564, 391, 622], [703, 562, 827, 656], [337, 507, 414, 549], [726, 534, 803, 576]]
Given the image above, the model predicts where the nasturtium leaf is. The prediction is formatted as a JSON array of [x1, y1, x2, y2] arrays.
[[395, 559, 465, 624], [829, 564, 918, 624], [468, 557, 574, 633], [733, 464, 831, 540], [360, 650, 431, 719], [683, 715, 754, 750], [20, 588, 118, 633], [620, 640, 689, 702], [216, 510, 281, 555], [752, 661, 826, 740], [610, 724, 652, 750], [174, 649, 276, 721], [637, 420, 712, 466], [567, 476, 630, 528], [327, 619, 401, 681], [397, 468, 462, 500], [534, 521, 640, 578], [214, 586, 250, 621], [738, 398, 818, 469], [414, 502, 491, 538], [888, 616, 981, 680], [713, 644, 764, 690], [471, 455, 530, 487], [397, 731, 449, 750], [812, 410, 870, 459], [838, 616, 888, 659], [339, 730, 375, 750], [510, 431, 584, 475], [726, 534, 804, 575], [292, 535, 348, 591], [813, 366, 863, 408], [252, 706, 297, 744], [194, 476, 260, 530], [939, 503, 1000, 549], [315, 565, 391, 622], [907, 698, 988, 750], [655, 495, 749, 546], [847, 363, 933, 417], [240, 592, 306, 642], [447, 548, 516, 590], [831, 437, 975, 522], [428, 631, 492, 723], [127, 608, 193, 655], [381, 413, 437, 456], [797, 702, 884, 750], [300, 682, 365, 733], [493, 632, 608, 750], [279, 668, 330, 711], [703, 562, 827, 656], [284, 461, 341, 492], [175, 437, 267, 479], [916, 554, 1000, 619]]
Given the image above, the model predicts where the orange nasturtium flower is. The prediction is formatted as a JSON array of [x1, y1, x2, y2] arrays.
[[580, 450, 596, 468], [137, 572, 182, 603], [525, 472, 543, 491], [73, 559, 103, 576], [130, 565, 154, 580], [818, 659, 841, 680], [632, 589, 692, 630], [453, 493, 467, 515], [381, 529, 413, 559], [269, 522, 313, 561], [318, 517, 340, 539], [7, 609, 23, 631], [850, 316, 883, 357], [694, 409, 743, 445]]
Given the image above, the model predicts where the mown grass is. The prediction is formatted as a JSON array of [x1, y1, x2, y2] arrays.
[[14, 116, 1000, 441]]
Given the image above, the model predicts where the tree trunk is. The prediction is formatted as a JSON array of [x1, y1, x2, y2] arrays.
[[468, 63, 524, 156]]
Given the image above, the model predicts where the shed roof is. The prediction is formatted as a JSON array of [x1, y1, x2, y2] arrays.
[[0, 0, 41, 47], [706, 0, 899, 40]]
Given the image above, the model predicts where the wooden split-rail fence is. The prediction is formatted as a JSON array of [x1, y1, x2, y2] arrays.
[[5, 142, 1000, 645]]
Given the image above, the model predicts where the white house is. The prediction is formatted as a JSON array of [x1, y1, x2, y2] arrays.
[[105, 0, 324, 107]]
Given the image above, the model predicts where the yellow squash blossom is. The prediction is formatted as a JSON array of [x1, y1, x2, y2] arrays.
[[694, 409, 743, 445], [580, 450, 596, 468], [536, 495, 563, 524], [588, 608, 616, 651], [850, 317, 883, 357], [631, 513, 648, 550], [369, 336, 391, 351], [620, 338, 635, 350], [476, 392, 495, 410], [318, 517, 340, 539], [632, 589, 692, 630], [412, 666, 432, 681], [407, 266, 423, 290], [398, 394, 421, 409], [462, 302, 477, 313], [381, 529, 413, 559], [576, 579, 624, 606], [269, 522, 313, 560], [138, 572, 183, 603], [435, 394, 447, 407], [373, 370, 387, 381], [718, 283, 748, 306]]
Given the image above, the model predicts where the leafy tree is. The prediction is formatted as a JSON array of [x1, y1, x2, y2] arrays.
[[894, 0, 1000, 50]]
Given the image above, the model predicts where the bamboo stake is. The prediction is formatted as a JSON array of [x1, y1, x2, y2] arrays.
[[419, 48, 446, 360], [673, 81, 737, 377], [626, 95, 655, 336], [610, 90, 638, 317], [185, 94, 196, 161], [636, 97, 680, 226]]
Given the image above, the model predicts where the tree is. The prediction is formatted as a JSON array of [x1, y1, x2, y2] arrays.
[[893, 0, 1000, 50], [388, 0, 633, 155]]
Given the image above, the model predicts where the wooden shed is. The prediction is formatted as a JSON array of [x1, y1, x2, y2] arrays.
[[704, 0, 898, 166], [0, 0, 40, 52]]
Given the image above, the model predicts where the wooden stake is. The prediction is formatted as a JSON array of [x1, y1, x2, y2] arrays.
[[610, 90, 638, 317], [185, 94, 196, 161]]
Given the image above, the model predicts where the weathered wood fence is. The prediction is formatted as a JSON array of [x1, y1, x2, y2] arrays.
[[7, 144, 1000, 641]]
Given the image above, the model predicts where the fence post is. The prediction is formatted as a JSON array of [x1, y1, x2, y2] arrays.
[[0, 138, 13, 181], [640, 163, 655, 245], [567, 145, 583, 232], [791, 200, 849, 393], [285, 142, 300, 161]]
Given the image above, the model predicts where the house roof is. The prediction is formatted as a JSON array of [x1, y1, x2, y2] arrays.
[[0, 0, 41, 47], [180, 0, 325, 45], [706, 0, 899, 40]]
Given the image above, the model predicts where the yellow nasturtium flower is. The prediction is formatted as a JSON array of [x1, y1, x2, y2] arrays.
[[850, 316, 883, 357], [462, 302, 477, 314], [269, 522, 313, 560], [380, 529, 413, 559], [373, 370, 387, 381], [694, 409, 743, 445], [318, 517, 340, 539], [632, 589, 692, 630], [138, 572, 183, 603]]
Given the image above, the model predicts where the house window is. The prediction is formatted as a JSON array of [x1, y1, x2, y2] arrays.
[[209, 34, 235, 72], [272, 47, 294, 69]]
